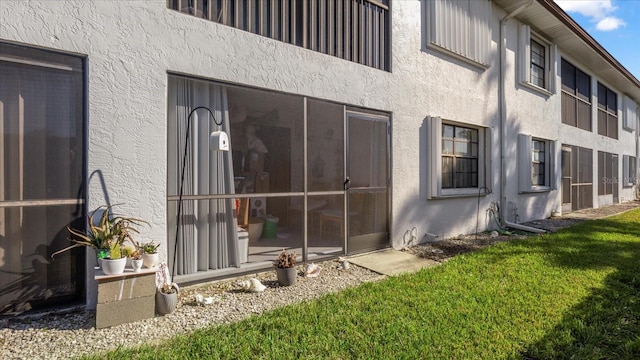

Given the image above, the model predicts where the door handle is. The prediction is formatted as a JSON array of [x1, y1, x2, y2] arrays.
[[343, 177, 351, 190]]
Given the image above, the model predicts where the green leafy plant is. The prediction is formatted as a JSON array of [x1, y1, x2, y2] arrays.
[[274, 249, 297, 268], [139, 241, 160, 254], [52, 204, 147, 259]]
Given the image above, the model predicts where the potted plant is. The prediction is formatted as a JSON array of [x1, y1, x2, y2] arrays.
[[52, 204, 147, 275], [139, 241, 160, 268], [122, 245, 135, 267], [155, 263, 179, 315], [130, 249, 143, 272], [274, 249, 297, 286]]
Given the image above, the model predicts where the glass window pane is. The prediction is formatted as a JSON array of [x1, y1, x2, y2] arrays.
[[227, 86, 304, 194], [348, 116, 388, 188], [576, 70, 591, 101], [454, 141, 469, 156], [442, 157, 453, 188], [455, 127, 472, 140], [1, 205, 85, 315], [1, 54, 84, 201], [561, 59, 576, 94], [443, 125, 454, 138], [308, 99, 344, 191], [442, 140, 454, 154], [607, 89, 617, 113], [598, 83, 607, 109]]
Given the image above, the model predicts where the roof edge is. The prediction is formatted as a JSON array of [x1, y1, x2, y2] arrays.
[[537, 0, 640, 91]]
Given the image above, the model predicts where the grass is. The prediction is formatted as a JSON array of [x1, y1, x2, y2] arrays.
[[91, 210, 640, 359]]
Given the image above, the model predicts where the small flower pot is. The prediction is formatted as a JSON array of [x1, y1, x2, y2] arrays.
[[101, 257, 127, 275], [156, 290, 178, 315], [131, 259, 143, 272], [143, 253, 160, 268], [276, 266, 297, 286]]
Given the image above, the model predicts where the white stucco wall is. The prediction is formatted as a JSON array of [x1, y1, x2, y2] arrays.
[[1, 0, 637, 293]]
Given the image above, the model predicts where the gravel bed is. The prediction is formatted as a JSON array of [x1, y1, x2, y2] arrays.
[[0, 260, 384, 360]]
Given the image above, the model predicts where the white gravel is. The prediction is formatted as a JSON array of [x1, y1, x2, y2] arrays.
[[0, 260, 384, 360]]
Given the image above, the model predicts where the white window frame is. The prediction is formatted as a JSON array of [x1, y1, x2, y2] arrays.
[[518, 134, 555, 192], [427, 117, 491, 198], [518, 24, 556, 96], [623, 155, 637, 187], [425, 0, 492, 69]]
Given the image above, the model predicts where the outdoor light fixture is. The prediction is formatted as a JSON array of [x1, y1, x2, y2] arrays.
[[210, 130, 229, 151]]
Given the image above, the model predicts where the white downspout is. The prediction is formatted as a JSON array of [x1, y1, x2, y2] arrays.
[[499, 0, 534, 224]]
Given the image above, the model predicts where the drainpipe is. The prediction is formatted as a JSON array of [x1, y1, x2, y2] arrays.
[[499, 0, 535, 224]]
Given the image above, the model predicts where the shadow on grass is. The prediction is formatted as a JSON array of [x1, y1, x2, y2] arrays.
[[517, 214, 640, 359]]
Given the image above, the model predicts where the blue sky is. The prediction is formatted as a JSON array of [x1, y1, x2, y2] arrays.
[[555, 0, 640, 80]]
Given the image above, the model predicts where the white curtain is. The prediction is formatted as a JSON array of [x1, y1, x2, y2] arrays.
[[168, 77, 238, 275]]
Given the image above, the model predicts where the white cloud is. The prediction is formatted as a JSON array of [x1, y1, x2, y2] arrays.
[[596, 16, 626, 31], [555, 0, 626, 31]]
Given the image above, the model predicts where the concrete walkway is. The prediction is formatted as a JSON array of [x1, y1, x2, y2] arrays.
[[347, 249, 439, 276]]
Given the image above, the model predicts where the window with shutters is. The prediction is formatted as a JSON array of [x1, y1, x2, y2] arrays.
[[623, 155, 637, 187], [517, 25, 557, 95], [518, 135, 555, 192], [561, 58, 592, 131], [427, 117, 492, 198], [597, 82, 618, 139]]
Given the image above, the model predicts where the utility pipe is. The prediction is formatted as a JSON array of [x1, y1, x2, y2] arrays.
[[499, 0, 535, 224], [504, 221, 547, 234]]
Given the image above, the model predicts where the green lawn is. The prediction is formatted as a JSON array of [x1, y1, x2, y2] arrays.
[[93, 210, 640, 359]]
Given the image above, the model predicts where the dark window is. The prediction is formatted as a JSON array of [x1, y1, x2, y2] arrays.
[[598, 151, 617, 195], [597, 82, 618, 139], [561, 59, 591, 131], [530, 39, 545, 88], [168, 0, 390, 71], [442, 125, 479, 189], [532, 139, 546, 186]]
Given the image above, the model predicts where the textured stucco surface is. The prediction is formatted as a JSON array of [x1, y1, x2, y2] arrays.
[[1, 0, 637, 302]]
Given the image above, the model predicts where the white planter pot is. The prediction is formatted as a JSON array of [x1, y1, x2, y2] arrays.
[[101, 257, 127, 275], [131, 259, 143, 272], [143, 253, 160, 268]]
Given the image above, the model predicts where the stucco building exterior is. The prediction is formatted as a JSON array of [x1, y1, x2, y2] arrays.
[[1, 0, 639, 314]]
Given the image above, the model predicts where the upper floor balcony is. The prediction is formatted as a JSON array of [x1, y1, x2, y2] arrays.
[[167, 0, 390, 71]]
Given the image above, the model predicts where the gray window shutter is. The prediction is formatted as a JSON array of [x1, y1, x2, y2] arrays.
[[623, 96, 637, 132], [427, 116, 442, 198], [623, 155, 630, 186], [518, 134, 532, 192], [549, 140, 556, 190], [518, 24, 531, 84]]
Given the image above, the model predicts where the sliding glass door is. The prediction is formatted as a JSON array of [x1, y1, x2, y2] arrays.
[[0, 43, 86, 315]]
